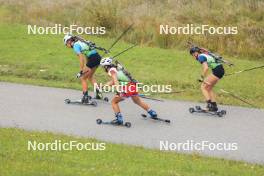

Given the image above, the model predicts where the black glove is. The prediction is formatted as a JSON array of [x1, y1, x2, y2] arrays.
[[198, 75, 204, 82], [103, 48, 110, 54], [76, 70, 83, 78]]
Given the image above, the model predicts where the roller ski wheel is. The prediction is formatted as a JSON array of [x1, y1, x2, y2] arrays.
[[65, 99, 71, 104], [189, 107, 195, 113], [90, 100, 97, 107], [195, 106, 202, 110], [221, 110, 227, 115], [124, 122, 132, 128], [217, 110, 227, 117], [96, 119, 102, 124], [141, 114, 171, 123], [96, 119, 131, 128], [217, 112, 223, 117], [103, 97, 109, 102]]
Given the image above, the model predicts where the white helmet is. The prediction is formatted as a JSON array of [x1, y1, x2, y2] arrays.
[[63, 34, 73, 45], [100, 57, 113, 66]]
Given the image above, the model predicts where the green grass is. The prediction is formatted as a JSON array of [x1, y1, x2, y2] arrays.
[[0, 128, 263, 176], [0, 23, 264, 108]]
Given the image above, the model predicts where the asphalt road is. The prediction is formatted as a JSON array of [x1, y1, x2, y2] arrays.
[[0, 82, 263, 164]]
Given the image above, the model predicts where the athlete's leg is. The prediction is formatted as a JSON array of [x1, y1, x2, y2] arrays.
[[80, 77, 88, 93], [201, 82, 211, 101], [79, 67, 91, 102], [80, 67, 91, 93], [131, 96, 150, 111], [204, 74, 219, 102], [87, 67, 103, 99], [86, 53, 101, 92], [111, 95, 125, 114], [204, 74, 219, 111], [131, 96, 157, 118], [111, 95, 125, 124], [87, 67, 98, 88]]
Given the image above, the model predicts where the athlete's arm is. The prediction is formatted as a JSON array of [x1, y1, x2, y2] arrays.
[[197, 55, 209, 77], [109, 70, 121, 94], [104, 69, 118, 86], [73, 43, 86, 71], [110, 71, 119, 86], [77, 54, 86, 71]]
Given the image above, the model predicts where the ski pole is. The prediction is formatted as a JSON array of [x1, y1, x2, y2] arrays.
[[121, 94, 164, 102], [138, 94, 164, 102], [220, 89, 258, 108], [106, 23, 134, 53], [225, 65, 264, 76], [112, 44, 137, 59], [146, 90, 185, 95]]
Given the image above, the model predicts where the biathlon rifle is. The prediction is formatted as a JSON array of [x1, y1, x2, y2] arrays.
[[188, 41, 234, 66], [73, 35, 108, 54], [111, 44, 138, 83]]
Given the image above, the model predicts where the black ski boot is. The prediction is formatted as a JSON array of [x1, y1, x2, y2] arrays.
[[81, 91, 91, 104], [210, 102, 218, 112], [206, 100, 213, 111], [95, 88, 103, 100]]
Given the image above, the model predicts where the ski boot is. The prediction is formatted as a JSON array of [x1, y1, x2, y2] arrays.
[[95, 88, 103, 100], [205, 100, 212, 110], [209, 102, 218, 112], [147, 109, 158, 119], [111, 112, 124, 125], [81, 91, 91, 104]]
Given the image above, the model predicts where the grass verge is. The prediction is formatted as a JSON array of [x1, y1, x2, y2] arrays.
[[0, 127, 263, 176]]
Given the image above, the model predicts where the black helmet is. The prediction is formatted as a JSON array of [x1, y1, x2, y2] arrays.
[[189, 47, 200, 55]]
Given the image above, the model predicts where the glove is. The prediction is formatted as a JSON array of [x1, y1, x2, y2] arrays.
[[103, 48, 109, 54], [198, 75, 204, 82], [76, 70, 83, 78]]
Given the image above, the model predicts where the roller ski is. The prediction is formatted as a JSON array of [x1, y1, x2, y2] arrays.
[[141, 110, 171, 123], [96, 119, 131, 128], [189, 105, 226, 117], [64, 94, 97, 107], [96, 113, 131, 128]]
